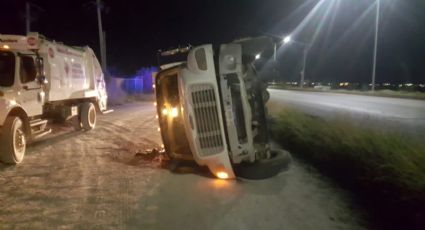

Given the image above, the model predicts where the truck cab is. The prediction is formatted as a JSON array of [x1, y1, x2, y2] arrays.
[[0, 47, 45, 116], [155, 37, 289, 179]]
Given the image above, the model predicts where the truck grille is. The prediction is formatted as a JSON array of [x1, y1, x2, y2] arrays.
[[191, 84, 224, 156]]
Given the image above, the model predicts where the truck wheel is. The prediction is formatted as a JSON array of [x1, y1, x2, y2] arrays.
[[80, 102, 96, 130], [263, 90, 270, 103], [233, 149, 291, 180], [0, 116, 26, 164], [72, 116, 83, 131]]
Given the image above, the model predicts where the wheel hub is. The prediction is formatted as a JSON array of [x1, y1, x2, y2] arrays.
[[89, 108, 95, 126], [14, 128, 25, 153]]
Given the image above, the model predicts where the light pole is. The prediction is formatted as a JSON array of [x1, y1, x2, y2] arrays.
[[283, 36, 311, 88], [25, 2, 30, 33], [24, 2, 44, 34], [96, 0, 107, 71], [371, 0, 380, 92], [300, 45, 311, 89], [270, 36, 291, 84]]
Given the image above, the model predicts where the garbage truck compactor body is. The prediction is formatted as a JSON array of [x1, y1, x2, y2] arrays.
[[0, 32, 108, 163], [155, 37, 289, 179]]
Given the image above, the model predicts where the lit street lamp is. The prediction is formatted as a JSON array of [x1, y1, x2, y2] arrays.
[[282, 36, 311, 89], [283, 36, 291, 44], [273, 36, 291, 61]]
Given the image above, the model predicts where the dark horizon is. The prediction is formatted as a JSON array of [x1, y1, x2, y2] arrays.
[[1, 0, 424, 83]]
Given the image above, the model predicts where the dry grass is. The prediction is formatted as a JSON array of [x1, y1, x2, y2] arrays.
[[271, 108, 425, 228]]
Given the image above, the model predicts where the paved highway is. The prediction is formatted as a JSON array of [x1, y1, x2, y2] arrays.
[[268, 89, 425, 136]]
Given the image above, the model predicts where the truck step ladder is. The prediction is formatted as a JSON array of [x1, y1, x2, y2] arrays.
[[101, 109, 114, 114], [29, 119, 52, 140]]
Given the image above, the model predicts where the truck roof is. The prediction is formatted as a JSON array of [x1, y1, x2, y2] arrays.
[[0, 32, 86, 53]]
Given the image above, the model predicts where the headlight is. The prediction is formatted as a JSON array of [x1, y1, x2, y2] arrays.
[[170, 107, 178, 118], [161, 106, 179, 118], [162, 108, 168, 115]]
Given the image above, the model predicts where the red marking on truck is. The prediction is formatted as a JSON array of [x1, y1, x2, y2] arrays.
[[27, 37, 36, 46]]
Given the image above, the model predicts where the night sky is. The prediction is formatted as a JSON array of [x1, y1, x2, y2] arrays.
[[1, 0, 424, 83]]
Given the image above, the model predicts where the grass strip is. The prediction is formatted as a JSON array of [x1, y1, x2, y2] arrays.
[[271, 108, 425, 229]]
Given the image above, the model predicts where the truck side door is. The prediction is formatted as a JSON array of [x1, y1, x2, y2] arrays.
[[18, 55, 43, 117]]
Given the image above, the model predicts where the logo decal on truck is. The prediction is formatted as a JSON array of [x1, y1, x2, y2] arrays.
[[64, 62, 70, 75], [27, 37, 37, 46], [57, 47, 83, 58]]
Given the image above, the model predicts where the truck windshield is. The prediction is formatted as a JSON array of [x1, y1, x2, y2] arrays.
[[0, 51, 15, 87]]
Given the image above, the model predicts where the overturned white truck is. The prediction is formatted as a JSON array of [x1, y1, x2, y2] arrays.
[[155, 37, 290, 179], [0, 32, 108, 164]]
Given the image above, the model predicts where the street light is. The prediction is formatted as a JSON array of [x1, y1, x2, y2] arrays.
[[283, 36, 311, 89], [255, 53, 261, 60], [283, 36, 291, 44], [273, 36, 291, 61]]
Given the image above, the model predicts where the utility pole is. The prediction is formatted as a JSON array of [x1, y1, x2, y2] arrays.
[[371, 0, 380, 92], [300, 45, 310, 89], [96, 0, 107, 71], [25, 1, 30, 33], [103, 31, 107, 68]]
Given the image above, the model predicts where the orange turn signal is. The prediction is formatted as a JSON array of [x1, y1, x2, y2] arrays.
[[216, 171, 229, 179]]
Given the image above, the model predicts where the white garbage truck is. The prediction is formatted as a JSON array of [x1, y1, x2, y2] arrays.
[[155, 37, 290, 179], [0, 32, 108, 164]]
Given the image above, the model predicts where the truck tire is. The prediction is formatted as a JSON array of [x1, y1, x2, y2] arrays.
[[263, 90, 270, 103], [72, 116, 83, 131], [80, 102, 96, 130], [233, 149, 291, 180], [0, 116, 26, 164]]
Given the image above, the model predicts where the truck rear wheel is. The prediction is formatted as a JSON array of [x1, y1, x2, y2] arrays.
[[80, 102, 97, 130], [233, 149, 291, 180], [0, 116, 26, 164]]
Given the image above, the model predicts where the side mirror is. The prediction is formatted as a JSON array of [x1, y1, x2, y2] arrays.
[[35, 57, 47, 84], [36, 56, 44, 69], [37, 75, 48, 85]]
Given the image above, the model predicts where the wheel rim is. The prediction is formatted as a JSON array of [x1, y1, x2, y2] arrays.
[[13, 122, 26, 161], [88, 106, 96, 127]]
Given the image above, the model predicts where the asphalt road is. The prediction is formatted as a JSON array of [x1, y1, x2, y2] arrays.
[[0, 102, 368, 229], [268, 89, 425, 136]]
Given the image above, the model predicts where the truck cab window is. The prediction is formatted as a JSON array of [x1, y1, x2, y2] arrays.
[[20, 56, 37, 84], [0, 51, 15, 87]]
